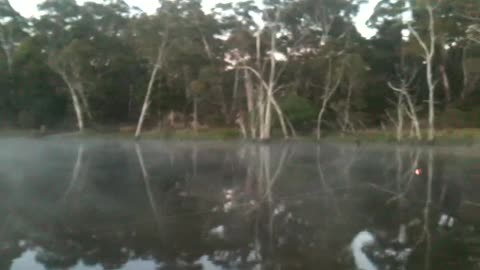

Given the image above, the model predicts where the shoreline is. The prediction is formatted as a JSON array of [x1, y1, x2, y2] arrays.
[[1, 127, 480, 146]]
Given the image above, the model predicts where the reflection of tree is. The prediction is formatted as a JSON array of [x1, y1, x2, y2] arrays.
[[2, 142, 480, 270], [135, 143, 163, 231], [62, 143, 85, 201]]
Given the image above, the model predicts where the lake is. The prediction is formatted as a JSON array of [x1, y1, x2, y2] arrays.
[[1, 139, 480, 270]]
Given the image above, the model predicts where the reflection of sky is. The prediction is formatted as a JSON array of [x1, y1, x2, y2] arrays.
[[11, 250, 160, 270], [196, 255, 224, 270], [11, 250, 46, 270], [9, 0, 381, 38], [11, 250, 225, 270]]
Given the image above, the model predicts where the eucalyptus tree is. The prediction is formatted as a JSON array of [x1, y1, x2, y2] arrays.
[[0, 0, 30, 127], [35, 0, 94, 131], [132, 0, 223, 137], [0, 0, 28, 73], [130, 4, 168, 138], [266, 0, 366, 138], [215, 1, 263, 138], [34, 0, 135, 131]]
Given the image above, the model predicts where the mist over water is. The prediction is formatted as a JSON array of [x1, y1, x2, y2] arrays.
[[1, 139, 480, 270]]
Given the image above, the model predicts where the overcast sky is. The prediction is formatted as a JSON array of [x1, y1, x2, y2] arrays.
[[9, 0, 380, 38]]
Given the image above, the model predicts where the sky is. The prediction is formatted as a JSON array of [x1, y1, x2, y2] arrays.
[[9, 0, 380, 38]]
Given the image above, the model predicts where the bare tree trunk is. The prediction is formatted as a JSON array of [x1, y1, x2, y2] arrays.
[[76, 83, 93, 121], [257, 86, 266, 138], [244, 70, 257, 138], [200, 34, 213, 60], [410, 112, 422, 140], [439, 64, 451, 104], [231, 69, 240, 119], [235, 112, 247, 139], [388, 82, 422, 140], [237, 25, 289, 140], [60, 72, 85, 131], [409, 4, 436, 142], [64, 60, 93, 122], [261, 31, 276, 140], [0, 29, 13, 73], [316, 58, 344, 139], [241, 65, 289, 140], [426, 16, 436, 142], [269, 93, 289, 138], [135, 46, 164, 139], [316, 100, 329, 139], [396, 94, 404, 141], [341, 82, 353, 136]]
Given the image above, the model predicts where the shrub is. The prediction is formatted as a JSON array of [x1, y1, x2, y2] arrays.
[[279, 94, 317, 131]]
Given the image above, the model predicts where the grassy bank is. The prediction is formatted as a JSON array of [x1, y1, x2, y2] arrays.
[[1, 127, 480, 145], [322, 128, 480, 145]]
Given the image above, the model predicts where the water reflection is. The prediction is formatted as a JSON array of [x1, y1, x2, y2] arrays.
[[0, 140, 479, 269]]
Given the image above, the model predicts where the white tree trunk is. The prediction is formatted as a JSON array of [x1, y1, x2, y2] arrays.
[[316, 58, 344, 139], [60, 72, 85, 131], [230, 68, 240, 121], [76, 84, 93, 120], [235, 112, 247, 139], [237, 26, 289, 140], [396, 94, 404, 141], [316, 100, 328, 139], [0, 29, 14, 73], [409, 5, 436, 142], [341, 82, 354, 135], [244, 70, 257, 138], [261, 31, 277, 140], [135, 47, 164, 139], [388, 81, 422, 140], [426, 56, 435, 142], [70, 87, 85, 132]]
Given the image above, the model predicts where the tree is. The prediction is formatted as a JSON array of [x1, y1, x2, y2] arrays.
[[35, 0, 94, 131], [408, 2, 436, 141], [0, 0, 27, 73], [132, 13, 168, 138], [387, 66, 422, 140], [316, 54, 345, 139]]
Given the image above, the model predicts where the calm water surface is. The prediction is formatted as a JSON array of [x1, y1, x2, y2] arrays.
[[1, 139, 480, 270]]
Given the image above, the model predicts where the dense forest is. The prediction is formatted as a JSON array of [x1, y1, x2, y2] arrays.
[[1, 0, 480, 140]]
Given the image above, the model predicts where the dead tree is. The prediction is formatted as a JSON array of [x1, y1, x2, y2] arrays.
[[408, 3, 436, 141], [387, 68, 422, 141], [337, 78, 355, 136], [235, 25, 289, 140], [135, 33, 169, 139], [316, 56, 345, 139]]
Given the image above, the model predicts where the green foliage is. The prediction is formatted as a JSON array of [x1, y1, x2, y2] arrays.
[[280, 94, 317, 130], [0, 0, 479, 136]]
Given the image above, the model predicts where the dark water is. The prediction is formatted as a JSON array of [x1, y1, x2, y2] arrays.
[[1, 139, 480, 270]]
